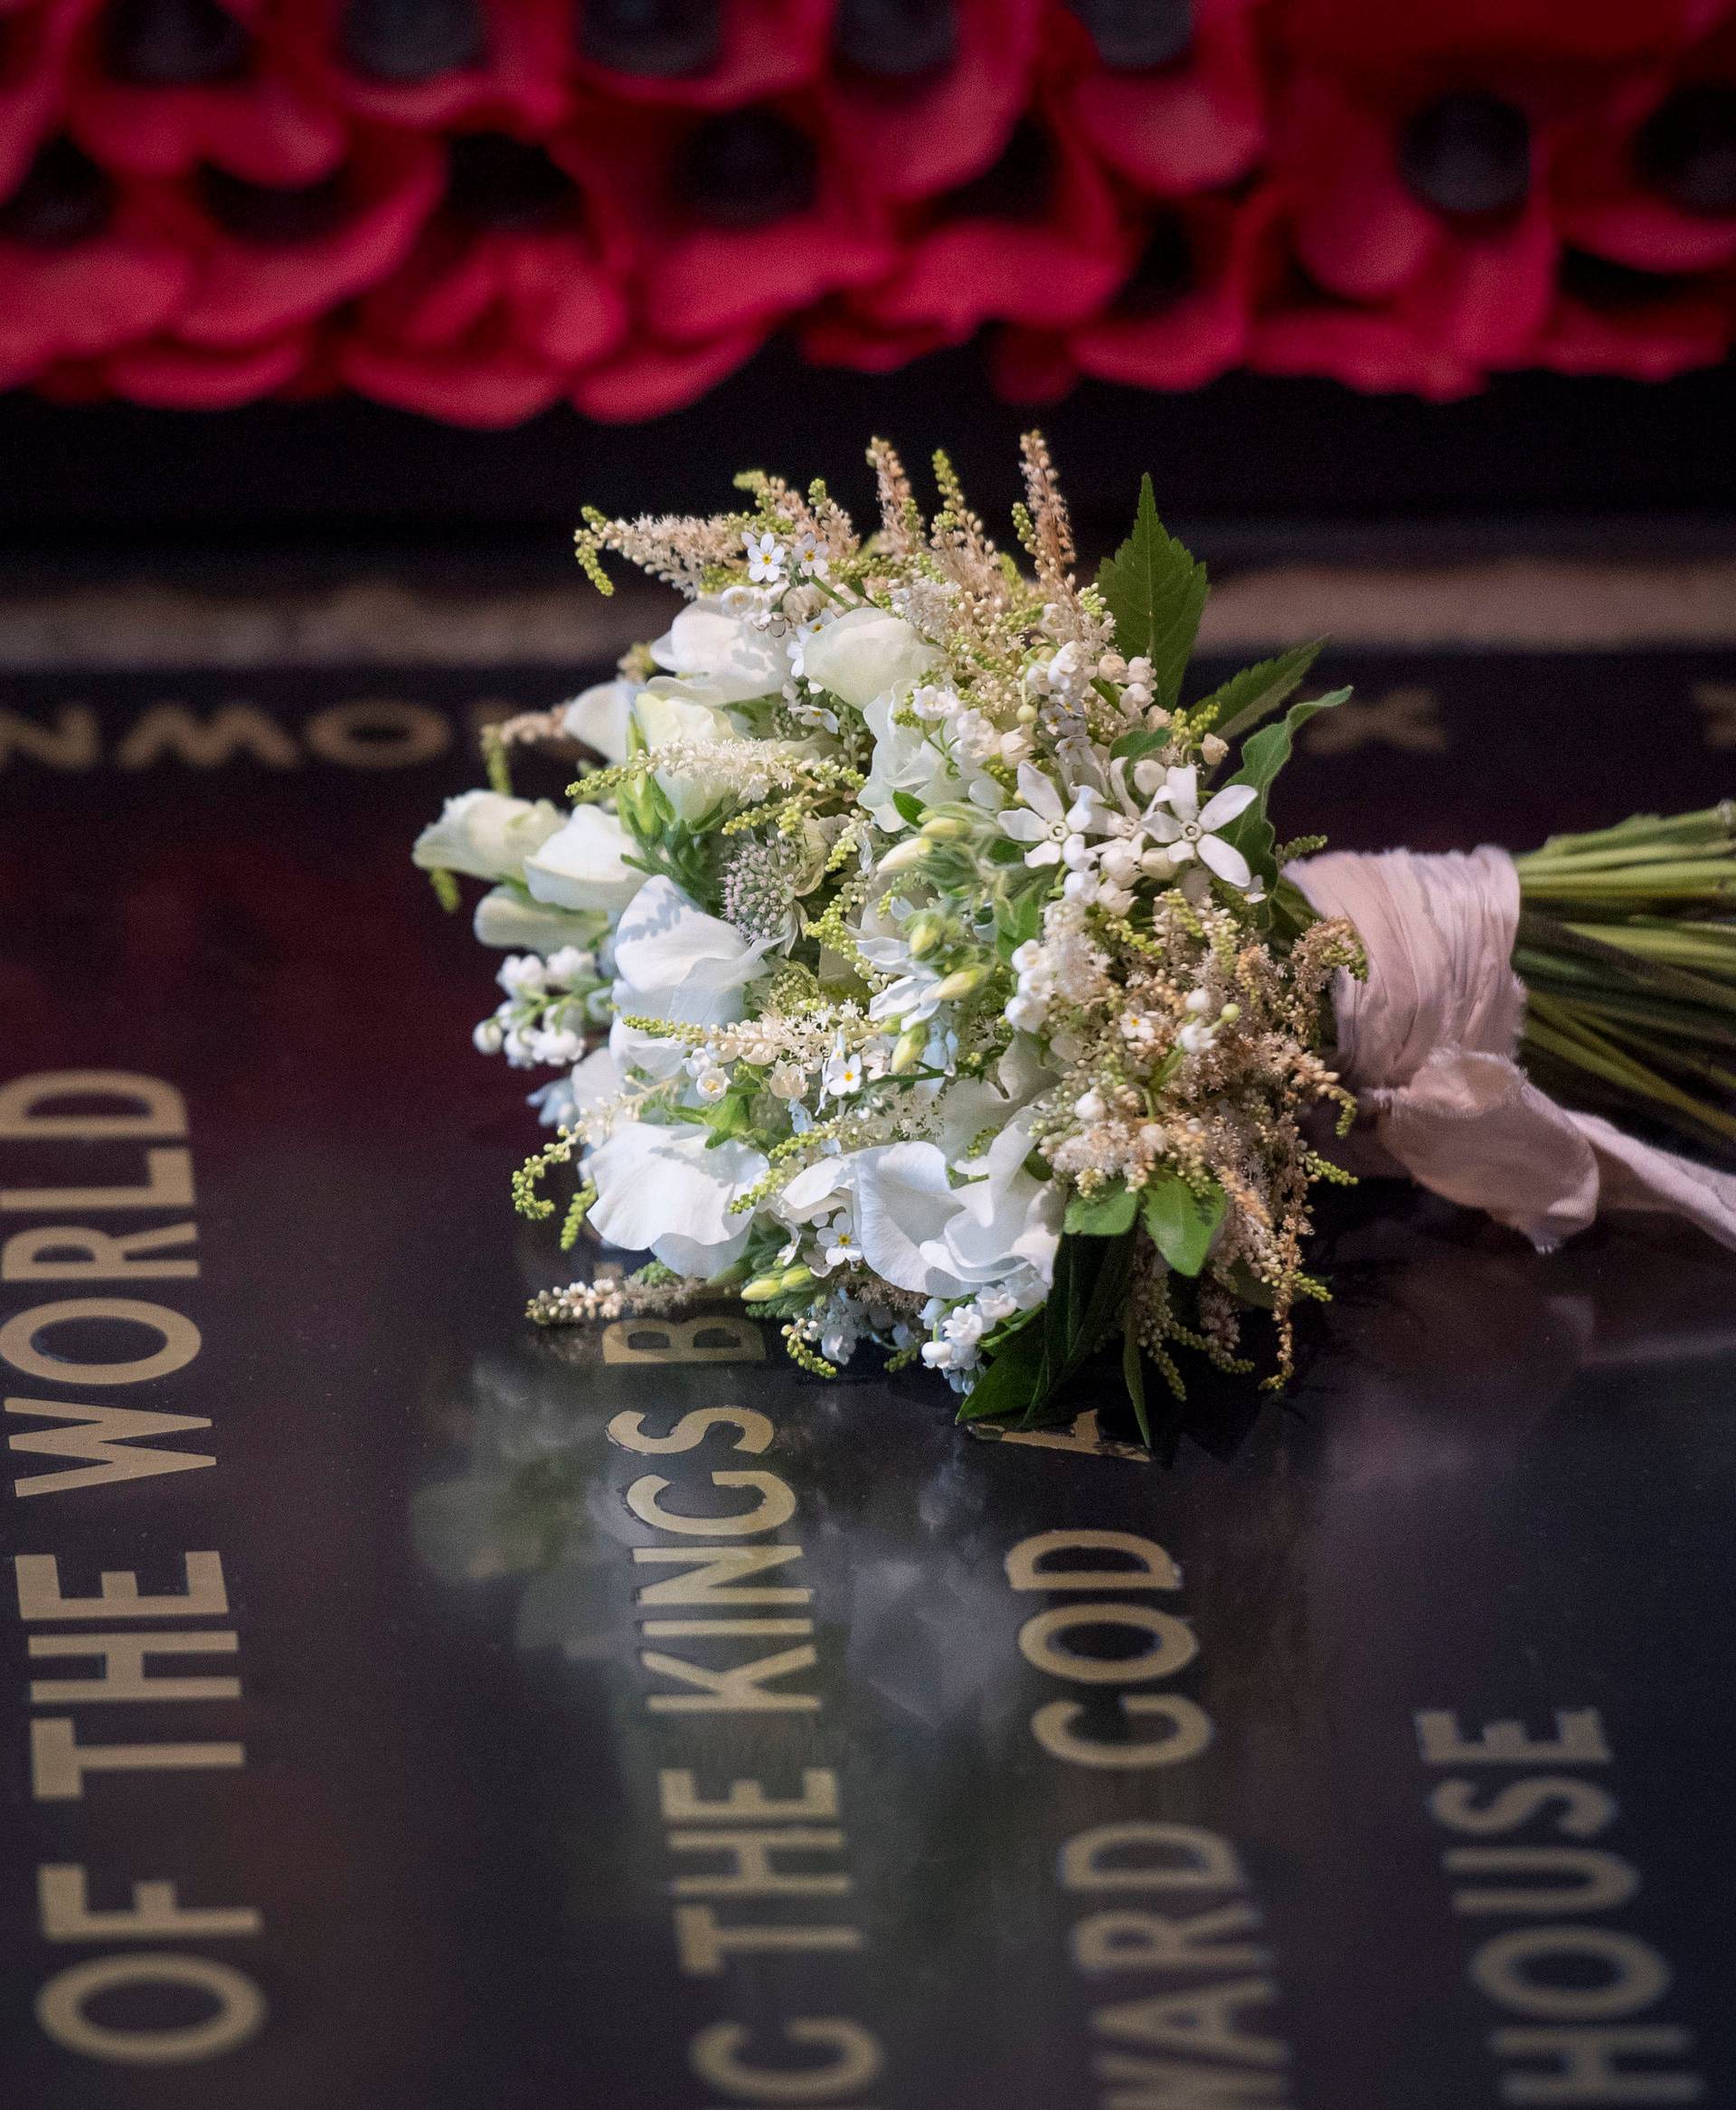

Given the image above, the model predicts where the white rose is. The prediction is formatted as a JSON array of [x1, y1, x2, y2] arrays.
[[650, 600, 787, 705], [587, 1123, 767, 1279], [801, 606, 937, 712], [561, 679, 632, 764], [524, 806, 643, 916], [412, 791, 562, 883]]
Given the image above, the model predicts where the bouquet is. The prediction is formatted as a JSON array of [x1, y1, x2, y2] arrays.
[[415, 437, 1736, 1443]]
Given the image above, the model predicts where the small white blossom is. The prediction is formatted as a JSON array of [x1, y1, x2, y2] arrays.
[[744, 531, 785, 584]]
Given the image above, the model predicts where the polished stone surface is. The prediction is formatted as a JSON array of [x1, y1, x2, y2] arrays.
[[0, 645, 1732, 2105]]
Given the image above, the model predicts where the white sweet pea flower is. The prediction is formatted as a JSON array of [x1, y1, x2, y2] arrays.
[[413, 791, 562, 883], [472, 887, 602, 955], [649, 600, 787, 705], [524, 806, 644, 916], [631, 685, 738, 821], [561, 679, 633, 763], [800, 605, 937, 712], [586, 1122, 767, 1278], [609, 876, 773, 1080], [1144, 766, 1259, 890]]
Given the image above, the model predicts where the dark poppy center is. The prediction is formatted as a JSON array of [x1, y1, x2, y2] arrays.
[[341, 0, 486, 82], [1637, 83, 1736, 216], [1070, 0, 1193, 71], [447, 134, 579, 231], [834, 0, 958, 80], [1400, 91, 1532, 218], [676, 110, 817, 230], [103, 0, 250, 87], [1118, 215, 1194, 315], [0, 137, 115, 248], [580, 0, 722, 79], [941, 118, 1053, 222], [197, 165, 352, 244]]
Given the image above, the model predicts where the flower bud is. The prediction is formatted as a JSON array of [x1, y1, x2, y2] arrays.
[[879, 837, 929, 874], [741, 1276, 785, 1303], [779, 1265, 815, 1292], [1219, 1001, 1241, 1024], [891, 1027, 927, 1074], [1201, 733, 1228, 766], [906, 914, 946, 958], [920, 814, 970, 840], [933, 965, 989, 1001]]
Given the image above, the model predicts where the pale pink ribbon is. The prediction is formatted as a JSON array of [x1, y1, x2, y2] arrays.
[[1292, 847, 1736, 1253]]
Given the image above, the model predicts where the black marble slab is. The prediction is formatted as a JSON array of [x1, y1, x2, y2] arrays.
[[0, 647, 1732, 2107]]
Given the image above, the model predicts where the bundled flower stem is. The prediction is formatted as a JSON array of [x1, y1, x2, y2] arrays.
[[415, 439, 1735, 1447]]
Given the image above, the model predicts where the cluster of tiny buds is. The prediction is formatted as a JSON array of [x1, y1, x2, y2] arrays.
[[475, 947, 606, 1068]]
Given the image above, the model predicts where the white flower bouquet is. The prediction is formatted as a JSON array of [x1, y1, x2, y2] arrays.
[[417, 437, 1736, 1442]]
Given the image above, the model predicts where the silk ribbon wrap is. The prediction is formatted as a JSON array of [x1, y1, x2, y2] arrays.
[[1293, 847, 1736, 1253]]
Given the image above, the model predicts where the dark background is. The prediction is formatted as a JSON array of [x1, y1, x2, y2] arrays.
[[2, 354, 1731, 578]]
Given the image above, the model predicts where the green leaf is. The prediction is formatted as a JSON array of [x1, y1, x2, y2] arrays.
[[1140, 1174, 1226, 1277], [892, 790, 925, 828], [1064, 1181, 1137, 1237], [1219, 686, 1352, 889], [1198, 639, 1326, 744], [1096, 474, 1208, 710], [955, 1320, 1045, 1423], [1121, 1307, 1151, 1446], [1109, 727, 1167, 766]]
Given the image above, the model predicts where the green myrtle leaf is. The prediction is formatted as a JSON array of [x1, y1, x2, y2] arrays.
[[1122, 1306, 1151, 1446], [1063, 1180, 1137, 1237], [1140, 1173, 1226, 1277], [1109, 728, 1167, 765], [1096, 475, 1208, 710], [1198, 639, 1326, 743], [892, 790, 925, 828], [1219, 686, 1353, 889]]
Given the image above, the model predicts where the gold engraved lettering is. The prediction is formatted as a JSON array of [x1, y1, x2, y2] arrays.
[[8, 1398, 213, 1497], [668, 1829, 850, 1898], [27, 1630, 240, 1706], [0, 1072, 186, 1142], [1470, 1929, 1672, 2021], [689, 2016, 882, 2099], [1447, 1849, 1640, 1917], [2, 1146, 193, 1214], [15, 1550, 228, 1622], [31, 1718, 243, 1801], [627, 1470, 797, 1538], [0, 1300, 201, 1386], [1071, 1904, 1270, 1976], [1017, 1604, 1199, 1684], [1061, 1822, 1248, 1895], [301, 699, 450, 769], [634, 1545, 810, 1607], [1033, 1696, 1213, 1770], [603, 1316, 765, 1364], [659, 1768, 840, 1825], [38, 1865, 259, 1942], [114, 705, 299, 772], [1415, 1709, 1613, 1766], [1489, 2026, 1703, 2105], [1005, 1528, 1182, 1593], [3, 1223, 199, 1282], [0, 705, 99, 772], [1094, 1982, 1289, 2067], [641, 1643, 820, 1714], [35, 1953, 265, 2064], [1429, 1777, 1618, 1839], [609, 1405, 775, 1455]]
